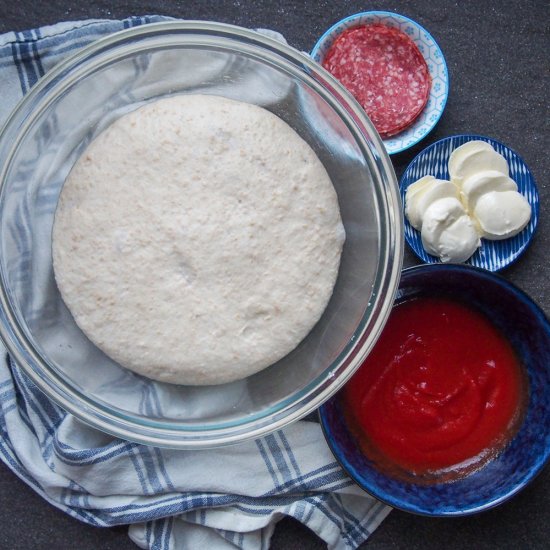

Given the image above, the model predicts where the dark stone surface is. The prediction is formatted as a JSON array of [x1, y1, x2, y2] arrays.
[[0, 0, 548, 548]]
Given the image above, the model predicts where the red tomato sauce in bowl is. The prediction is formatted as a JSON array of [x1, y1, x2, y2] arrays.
[[342, 296, 527, 481]]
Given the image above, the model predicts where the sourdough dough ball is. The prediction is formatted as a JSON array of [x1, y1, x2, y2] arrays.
[[52, 94, 345, 385]]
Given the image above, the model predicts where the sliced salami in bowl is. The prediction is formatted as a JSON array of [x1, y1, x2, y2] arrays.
[[322, 24, 431, 138], [312, 12, 449, 154]]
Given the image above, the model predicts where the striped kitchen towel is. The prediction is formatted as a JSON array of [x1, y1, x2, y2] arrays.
[[0, 16, 390, 550]]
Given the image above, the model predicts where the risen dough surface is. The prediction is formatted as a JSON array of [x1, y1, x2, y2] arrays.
[[52, 94, 345, 385]]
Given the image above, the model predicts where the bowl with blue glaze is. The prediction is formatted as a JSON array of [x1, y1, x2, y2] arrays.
[[319, 264, 550, 516], [400, 134, 539, 271], [311, 11, 449, 155]]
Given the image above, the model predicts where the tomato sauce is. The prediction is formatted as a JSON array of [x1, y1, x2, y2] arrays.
[[343, 296, 526, 479]]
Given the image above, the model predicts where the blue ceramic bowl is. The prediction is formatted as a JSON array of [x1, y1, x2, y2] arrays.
[[311, 11, 449, 155], [319, 264, 550, 516], [400, 134, 539, 271]]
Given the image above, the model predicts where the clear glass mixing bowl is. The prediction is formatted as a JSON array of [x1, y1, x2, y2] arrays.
[[0, 22, 403, 448]]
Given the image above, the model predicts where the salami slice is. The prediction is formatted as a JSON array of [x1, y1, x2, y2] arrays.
[[322, 24, 431, 138]]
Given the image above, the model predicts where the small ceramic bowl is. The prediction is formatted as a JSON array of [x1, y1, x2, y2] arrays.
[[319, 264, 550, 516], [311, 11, 449, 155], [400, 134, 539, 271]]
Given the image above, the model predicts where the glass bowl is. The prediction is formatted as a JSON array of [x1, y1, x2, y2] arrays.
[[0, 21, 403, 448]]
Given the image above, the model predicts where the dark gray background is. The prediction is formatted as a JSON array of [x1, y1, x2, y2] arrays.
[[0, 1, 548, 548]]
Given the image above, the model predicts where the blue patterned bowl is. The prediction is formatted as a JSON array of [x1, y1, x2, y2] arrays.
[[311, 11, 449, 155], [400, 134, 539, 271], [319, 264, 550, 516]]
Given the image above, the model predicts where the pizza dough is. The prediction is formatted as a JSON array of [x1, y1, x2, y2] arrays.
[[52, 94, 346, 385]]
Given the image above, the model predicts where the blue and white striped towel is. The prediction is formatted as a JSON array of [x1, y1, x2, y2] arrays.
[[0, 16, 390, 550]]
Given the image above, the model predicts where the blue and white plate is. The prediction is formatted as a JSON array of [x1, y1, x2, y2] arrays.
[[400, 135, 540, 271], [311, 11, 449, 155]]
